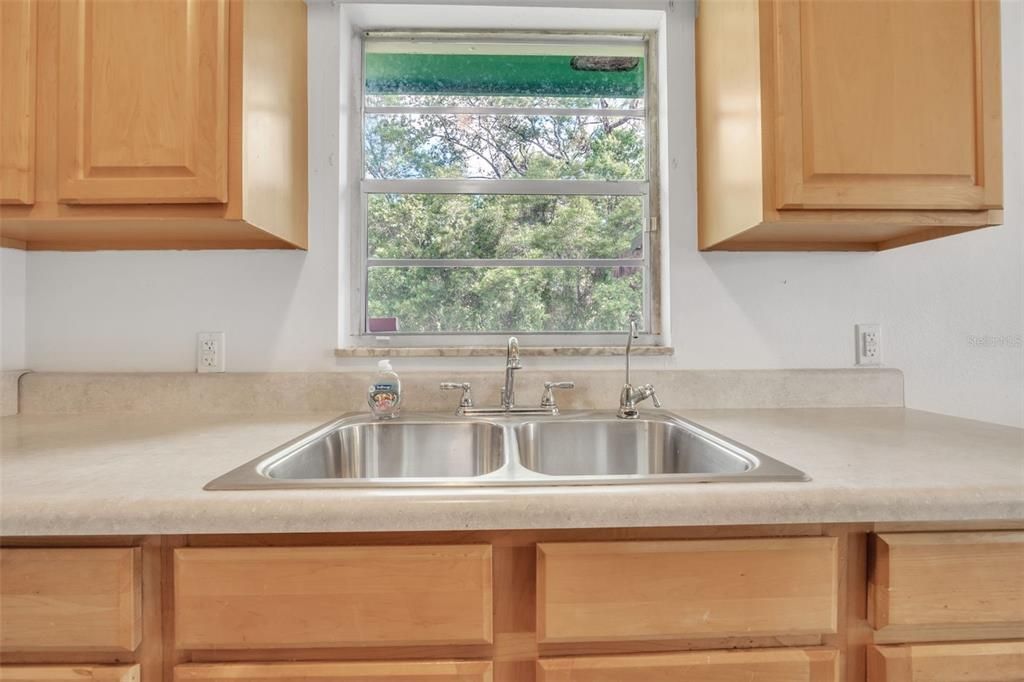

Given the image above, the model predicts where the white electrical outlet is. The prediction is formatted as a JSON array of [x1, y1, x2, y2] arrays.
[[856, 324, 881, 366], [197, 332, 226, 373]]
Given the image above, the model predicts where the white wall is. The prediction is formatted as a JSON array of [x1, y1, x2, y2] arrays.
[[875, 0, 1024, 428], [16, 0, 1023, 427], [1, 247, 27, 370]]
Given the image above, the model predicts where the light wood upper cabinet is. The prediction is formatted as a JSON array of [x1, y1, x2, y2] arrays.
[[57, 0, 229, 204], [697, 0, 1003, 251], [0, 0, 37, 205], [0, 0, 307, 251], [773, 0, 1001, 211]]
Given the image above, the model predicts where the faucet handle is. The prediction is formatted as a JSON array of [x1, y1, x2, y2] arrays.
[[440, 382, 474, 408], [540, 381, 575, 409], [639, 383, 662, 408]]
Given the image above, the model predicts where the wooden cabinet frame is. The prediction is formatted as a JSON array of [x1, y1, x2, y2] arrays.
[[1, 521, 1021, 682]]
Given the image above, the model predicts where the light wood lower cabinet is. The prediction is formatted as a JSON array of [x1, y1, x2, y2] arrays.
[[868, 641, 1024, 682], [0, 665, 139, 682], [537, 537, 838, 642], [174, 545, 493, 649], [0, 547, 142, 652], [2, 528, 1022, 682], [174, 662, 493, 682], [537, 648, 839, 682], [869, 532, 1024, 638]]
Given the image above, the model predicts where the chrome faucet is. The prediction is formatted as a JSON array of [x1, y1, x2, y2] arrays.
[[440, 336, 573, 416], [618, 312, 661, 419], [501, 336, 521, 409]]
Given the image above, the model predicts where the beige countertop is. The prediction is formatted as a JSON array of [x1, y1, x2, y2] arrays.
[[0, 407, 1021, 536]]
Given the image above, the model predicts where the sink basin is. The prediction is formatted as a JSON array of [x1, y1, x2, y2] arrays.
[[206, 416, 505, 488], [205, 411, 807, 489], [516, 417, 752, 477], [264, 420, 504, 479]]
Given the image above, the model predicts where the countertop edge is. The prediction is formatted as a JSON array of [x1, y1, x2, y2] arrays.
[[3, 489, 1022, 537]]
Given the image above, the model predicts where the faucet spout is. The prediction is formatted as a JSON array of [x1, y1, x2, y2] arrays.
[[619, 312, 657, 419], [501, 336, 521, 410], [625, 311, 640, 386]]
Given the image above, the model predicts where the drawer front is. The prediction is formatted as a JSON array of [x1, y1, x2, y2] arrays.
[[870, 532, 1024, 632], [538, 648, 838, 682], [174, 662, 492, 682], [537, 537, 837, 642], [868, 641, 1024, 682], [174, 545, 492, 649], [0, 665, 139, 682], [0, 548, 142, 652]]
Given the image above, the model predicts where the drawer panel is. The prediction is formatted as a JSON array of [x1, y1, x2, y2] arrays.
[[870, 532, 1024, 632], [0, 548, 142, 652], [174, 545, 492, 649], [174, 661, 492, 682], [537, 537, 838, 642], [868, 641, 1024, 682], [0, 665, 139, 682], [538, 648, 838, 682]]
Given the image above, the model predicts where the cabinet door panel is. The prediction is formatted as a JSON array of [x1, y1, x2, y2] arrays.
[[175, 662, 493, 682], [537, 537, 838, 643], [174, 545, 493, 649], [0, 548, 142, 652], [869, 532, 1024, 636], [868, 641, 1024, 682], [0, 0, 36, 205], [538, 648, 838, 682], [0, 665, 139, 682], [57, 0, 228, 204], [773, 0, 1001, 210]]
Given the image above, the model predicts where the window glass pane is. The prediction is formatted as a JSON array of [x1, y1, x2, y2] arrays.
[[364, 42, 645, 100], [358, 36, 653, 338], [364, 114, 645, 180], [367, 266, 643, 333], [367, 194, 644, 260], [365, 93, 644, 110]]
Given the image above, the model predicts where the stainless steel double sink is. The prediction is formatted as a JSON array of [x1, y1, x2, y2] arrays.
[[206, 411, 808, 489]]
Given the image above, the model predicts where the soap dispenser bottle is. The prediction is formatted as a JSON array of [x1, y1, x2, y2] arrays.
[[368, 359, 401, 419]]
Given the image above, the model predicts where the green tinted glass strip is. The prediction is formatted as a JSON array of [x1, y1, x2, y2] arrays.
[[365, 54, 645, 98]]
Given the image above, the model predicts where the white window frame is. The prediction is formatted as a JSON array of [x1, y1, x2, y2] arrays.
[[351, 31, 663, 348]]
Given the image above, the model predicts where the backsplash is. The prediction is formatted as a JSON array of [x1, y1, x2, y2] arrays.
[[15, 369, 903, 415], [0, 370, 25, 417]]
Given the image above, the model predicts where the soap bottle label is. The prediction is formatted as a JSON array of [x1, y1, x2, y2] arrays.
[[369, 384, 400, 417]]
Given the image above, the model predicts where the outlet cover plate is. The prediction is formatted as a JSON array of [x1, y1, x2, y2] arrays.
[[856, 323, 881, 366], [197, 332, 226, 373]]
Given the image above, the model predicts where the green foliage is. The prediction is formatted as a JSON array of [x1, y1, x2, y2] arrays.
[[364, 104, 646, 333]]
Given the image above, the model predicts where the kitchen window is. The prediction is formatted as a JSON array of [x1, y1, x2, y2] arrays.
[[356, 32, 659, 341]]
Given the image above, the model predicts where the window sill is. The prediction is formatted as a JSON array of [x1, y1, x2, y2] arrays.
[[334, 345, 674, 358]]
